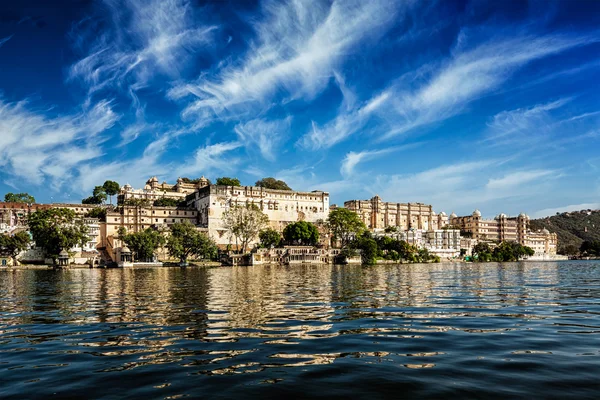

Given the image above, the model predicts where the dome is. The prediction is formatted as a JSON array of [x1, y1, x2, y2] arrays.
[[151, 176, 159, 182], [121, 246, 131, 254], [59, 249, 69, 257], [177, 177, 183, 183], [473, 209, 481, 217], [519, 212, 529, 219], [124, 183, 132, 189], [450, 212, 457, 218], [439, 211, 447, 217], [496, 213, 507, 219], [199, 176, 208, 183], [542, 228, 550, 234]]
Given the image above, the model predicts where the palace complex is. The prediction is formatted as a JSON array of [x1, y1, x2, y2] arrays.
[[1, 178, 562, 265]]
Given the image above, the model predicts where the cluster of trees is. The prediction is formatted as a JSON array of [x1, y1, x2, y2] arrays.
[[325, 208, 438, 265], [27, 208, 89, 259], [213, 176, 292, 190], [84, 207, 107, 222], [153, 198, 187, 207], [4, 193, 36, 204], [181, 177, 212, 185], [530, 210, 600, 254], [472, 241, 535, 262], [118, 222, 218, 264], [0, 231, 31, 263], [258, 221, 320, 248], [345, 232, 439, 265], [255, 177, 292, 191], [581, 241, 600, 257], [82, 180, 120, 205]]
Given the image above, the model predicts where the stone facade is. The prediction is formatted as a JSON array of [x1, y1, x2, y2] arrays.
[[450, 210, 529, 244], [188, 184, 329, 247], [451, 210, 557, 255], [525, 229, 558, 256], [344, 196, 449, 231]]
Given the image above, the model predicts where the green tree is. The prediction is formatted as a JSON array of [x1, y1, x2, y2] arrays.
[[255, 177, 292, 190], [0, 231, 30, 264], [27, 208, 89, 259], [222, 204, 269, 253], [560, 244, 579, 256], [283, 221, 319, 246], [153, 198, 185, 207], [92, 186, 108, 204], [327, 208, 366, 248], [384, 226, 398, 233], [472, 242, 493, 262], [84, 208, 107, 221], [119, 228, 165, 262], [82, 196, 103, 205], [351, 232, 378, 265], [216, 177, 241, 186], [181, 177, 212, 185], [4, 192, 36, 204], [102, 180, 120, 205], [166, 222, 217, 264], [259, 228, 281, 248]]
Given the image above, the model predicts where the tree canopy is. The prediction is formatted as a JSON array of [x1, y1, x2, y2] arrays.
[[472, 241, 535, 262], [27, 208, 89, 259], [4, 192, 36, 204], [327, 208, 366, 248], [84, 208, 107, 221], [581, 240, 600, 256], [222, 204, 269, 253], [216, 177, 241, 186], [154, 198, 186, 207], [259, 228, 281, 248], [181, 177, 212, 185], [166, 222, 217, 263], [0, 231, 30, 262], [118, 227, 165, 262], [82, 185, 108, 204], [102, 180, 120, 205], [255, 177, 292, 190], [283, 221, 319, 246]]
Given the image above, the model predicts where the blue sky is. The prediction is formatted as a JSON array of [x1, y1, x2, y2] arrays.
[[0, 0, 599, 218]]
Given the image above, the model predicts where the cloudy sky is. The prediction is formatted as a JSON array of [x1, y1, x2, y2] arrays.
[[1, 0, 599, 218]]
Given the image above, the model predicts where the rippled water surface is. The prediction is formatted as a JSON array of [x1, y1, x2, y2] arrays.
[[2, 261, 600, 399]]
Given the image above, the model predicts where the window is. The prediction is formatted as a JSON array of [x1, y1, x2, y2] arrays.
[[172, 219, 175, 222]]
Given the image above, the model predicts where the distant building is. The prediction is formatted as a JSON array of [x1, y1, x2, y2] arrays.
[[451, 210, 557, 256], [344, 195, 449, 231], [450, 210, 528, 244]]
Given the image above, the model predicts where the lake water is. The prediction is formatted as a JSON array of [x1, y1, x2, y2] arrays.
[[2, 261, 600, 399]]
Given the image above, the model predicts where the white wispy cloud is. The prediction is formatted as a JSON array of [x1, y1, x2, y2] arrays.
[[69, 0, 217, 102], [486, 169, 559, 190], [0, 98, 119, 188], [340, 143, 422, 177], [484, 98, 571, 146], [178, 141, 242, 177], [377, 33, 599, 140], [300, 89, 391, 150], [0, 35, 13, 48], [234, 116, 292, 161], [172, 0, 399, 122]]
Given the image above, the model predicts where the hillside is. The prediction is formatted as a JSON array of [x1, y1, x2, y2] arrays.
[[530, 209, 600, 253]]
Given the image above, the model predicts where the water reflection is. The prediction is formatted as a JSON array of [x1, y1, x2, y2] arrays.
[[2, 262, 600, 399]]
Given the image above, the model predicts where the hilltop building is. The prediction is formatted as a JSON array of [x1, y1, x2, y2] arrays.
[[118, 176, 210, 203]]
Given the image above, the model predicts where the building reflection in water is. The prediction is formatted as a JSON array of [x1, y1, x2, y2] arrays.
[[0, 262, 562, 374]]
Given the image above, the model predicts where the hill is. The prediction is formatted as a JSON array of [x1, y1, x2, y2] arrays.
[[530, 209, 600, 254]]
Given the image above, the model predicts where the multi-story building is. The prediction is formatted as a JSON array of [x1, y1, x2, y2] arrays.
[[188, 184, 329, 247], [450, 210, 529, 244], [0, 202, 52, 233], [119, 176, 210, 203], [344, 195, 449, 231], [525, 229, 558, 257]]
